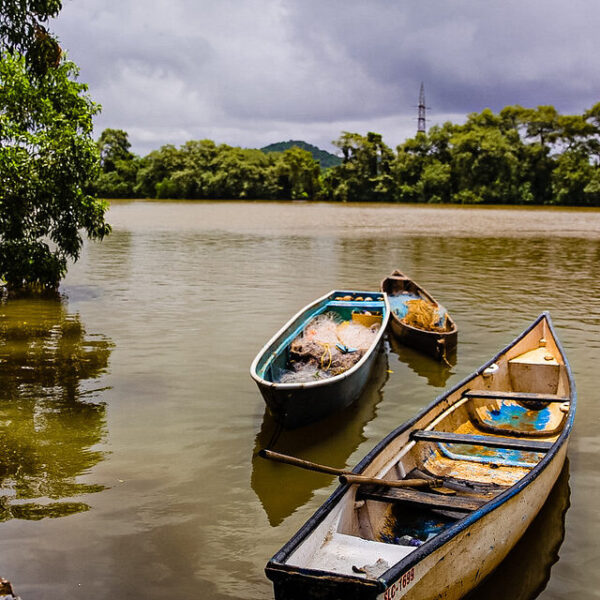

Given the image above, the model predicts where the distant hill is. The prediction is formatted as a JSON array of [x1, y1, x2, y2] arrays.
[[261, 140, 342, 169]]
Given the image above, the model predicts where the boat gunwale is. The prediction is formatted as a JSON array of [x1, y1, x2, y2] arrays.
[[250, 289, 391, 390], [266, 311, 576, 591], [382, 272, 458, 337]]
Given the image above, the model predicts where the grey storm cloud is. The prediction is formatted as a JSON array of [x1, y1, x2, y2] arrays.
[[53, 0, 600, 155]]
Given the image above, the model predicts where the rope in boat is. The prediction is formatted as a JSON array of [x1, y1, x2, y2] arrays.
[[318, 342, 332, 370]]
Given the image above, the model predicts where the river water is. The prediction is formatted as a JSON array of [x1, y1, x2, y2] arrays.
[[1, 201, 599, 599]]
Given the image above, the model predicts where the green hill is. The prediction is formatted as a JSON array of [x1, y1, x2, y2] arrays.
[[261, 140, 342, 169]]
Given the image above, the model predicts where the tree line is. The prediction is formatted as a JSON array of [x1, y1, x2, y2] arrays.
[[96, 103, 600, 206]]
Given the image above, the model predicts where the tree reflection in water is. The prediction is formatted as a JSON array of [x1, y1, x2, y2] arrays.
[[0, 296, 113, 521]]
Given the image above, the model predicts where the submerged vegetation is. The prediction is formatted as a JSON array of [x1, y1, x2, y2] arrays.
[[96, 103, 600, 206]]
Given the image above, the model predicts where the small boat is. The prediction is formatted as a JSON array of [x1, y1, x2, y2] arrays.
[[381, 270, 457, 360], [265, 312, 575, 599], [250, 290, 390, 429]]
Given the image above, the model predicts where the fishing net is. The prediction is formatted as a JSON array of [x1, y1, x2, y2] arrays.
[[277, 312, 380, 383], [401, 299, 448, 332]]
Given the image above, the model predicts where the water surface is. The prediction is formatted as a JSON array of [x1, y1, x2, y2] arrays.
[[1, 201, 598, 599]]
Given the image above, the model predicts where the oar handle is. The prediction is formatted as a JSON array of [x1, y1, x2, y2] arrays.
[[339, 474, 443, 488], [258, 449, 352, 476], [258, 450, 443, 489]]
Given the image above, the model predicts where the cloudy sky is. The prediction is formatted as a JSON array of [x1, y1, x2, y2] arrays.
[[52, 0, 600, 156]]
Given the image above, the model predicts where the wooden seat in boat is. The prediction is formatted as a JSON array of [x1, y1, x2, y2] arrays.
[[356, 486, 486, 512], [410, 429, 553, 452], [463, 390, 569, 403]]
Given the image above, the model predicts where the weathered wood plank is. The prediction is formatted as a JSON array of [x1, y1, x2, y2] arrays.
[[408, 468, 507, 496], [464, 389, 569, 403], [410, 429, 553, 452], [357, 486, 486, 512]]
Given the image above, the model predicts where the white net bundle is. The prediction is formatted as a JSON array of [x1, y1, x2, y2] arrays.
[[277, 312, 381, 383], [337, 322, 379, 351]]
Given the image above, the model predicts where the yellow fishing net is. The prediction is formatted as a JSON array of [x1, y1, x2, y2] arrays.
[[401, 299, 448, 332]]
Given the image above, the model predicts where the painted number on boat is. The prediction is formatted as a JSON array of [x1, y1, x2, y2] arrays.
[[382, 568, 415, 599]]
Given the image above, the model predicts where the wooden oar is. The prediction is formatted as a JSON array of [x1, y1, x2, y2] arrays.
[[339, 474, 442, 488], [258, 449, 353, 476], [259, 449, 442, 489]]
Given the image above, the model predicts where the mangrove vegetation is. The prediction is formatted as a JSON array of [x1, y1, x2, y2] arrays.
[[95, 103, 600, 206]]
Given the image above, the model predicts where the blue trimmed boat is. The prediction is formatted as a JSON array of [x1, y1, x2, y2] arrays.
[[250, 291, 390, 429], [265, 313, 575, 599]]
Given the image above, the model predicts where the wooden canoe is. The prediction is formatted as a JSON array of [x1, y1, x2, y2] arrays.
[[250, 290, 390, 429], [381, 270, 457, 361], [265, 312, 575, 599]]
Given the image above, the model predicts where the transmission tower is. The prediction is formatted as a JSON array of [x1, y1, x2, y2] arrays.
[[417, 82, 428, 133]]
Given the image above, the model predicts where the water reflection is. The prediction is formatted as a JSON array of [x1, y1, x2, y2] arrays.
[[388, 336, 456, 388], [464, 459, 570, 600], [251, 350, 389, 526], [0, 297, 113, 521]]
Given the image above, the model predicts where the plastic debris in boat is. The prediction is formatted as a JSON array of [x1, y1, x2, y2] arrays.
[[351, 558, 390, 577]]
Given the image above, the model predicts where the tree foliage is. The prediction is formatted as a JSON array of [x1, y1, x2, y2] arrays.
[[95, 135, 323, 201], [321, 104, 600, 205], [94, 103, 600, 206], [1, 0, 110, 292]]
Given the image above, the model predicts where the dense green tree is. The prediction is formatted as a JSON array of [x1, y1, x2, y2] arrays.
[[93, 128, 139, 198], [97, 128, 133, 172], [392, 127, 454, 203], [326, 132, 394, 202], [127, 139, 322, 200], [0, 0, 62, 76], [275, 147, 321, 199], [551, 149, 600, 205], [1, 2, 110, 292], [450, 125, 520, 204], [134, 144, 186, 198]]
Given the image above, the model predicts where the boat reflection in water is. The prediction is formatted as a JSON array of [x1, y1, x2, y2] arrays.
[[0, 296, 114, 521], [251, 350, 389, 526], [388, 335, 456, 389], [464, 459, 571, 600]]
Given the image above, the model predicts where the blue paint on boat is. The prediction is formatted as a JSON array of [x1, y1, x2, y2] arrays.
[[438, 442, 545, 468], [488, 402, 551, 431], [388, 293, 421, 318], [388, 293, 447, 327]]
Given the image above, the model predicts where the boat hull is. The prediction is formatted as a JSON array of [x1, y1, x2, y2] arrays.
[[388, 316, 457, 361], [380, 442, 568, 600], [265, 312, 575, 598], [382, 270, 457, 361], [267, 445, 569, 600], [251, 290, 390, 429], [259, 338, 385, 428]]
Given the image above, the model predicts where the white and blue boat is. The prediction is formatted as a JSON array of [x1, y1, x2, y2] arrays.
[[250, 290, 390, 429]]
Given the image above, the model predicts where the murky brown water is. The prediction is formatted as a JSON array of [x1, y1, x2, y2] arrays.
[[1, 201, 599, 599]]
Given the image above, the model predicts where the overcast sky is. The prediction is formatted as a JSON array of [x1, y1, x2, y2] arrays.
[[52, 0, 600, 156]]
